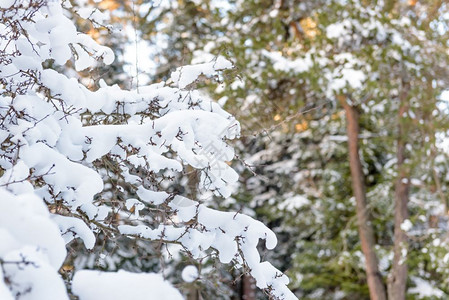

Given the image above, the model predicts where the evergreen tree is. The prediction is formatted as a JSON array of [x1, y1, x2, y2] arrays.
[[138, 0, 449, 298]]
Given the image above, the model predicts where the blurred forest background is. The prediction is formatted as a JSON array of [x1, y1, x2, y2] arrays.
[[65, 0, 449, 299]]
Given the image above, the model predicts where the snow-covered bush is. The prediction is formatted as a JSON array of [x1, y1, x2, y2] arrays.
[[0, 1, 295, 299]]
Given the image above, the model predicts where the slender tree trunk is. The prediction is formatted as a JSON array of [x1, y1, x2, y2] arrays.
[[388, 83, 410, 300], [241, 274, 256, 300], [187, 286, 200, 300], [339, 96, 387, 300]]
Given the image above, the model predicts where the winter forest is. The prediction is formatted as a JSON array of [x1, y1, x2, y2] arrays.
[[2, 0, 449, 299]]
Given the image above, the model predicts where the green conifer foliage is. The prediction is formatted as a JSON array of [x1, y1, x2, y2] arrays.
[[96, 0, 449, 298]]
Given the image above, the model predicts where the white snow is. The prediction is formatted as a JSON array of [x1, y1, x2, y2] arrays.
[[279, 195, 311, 210], [51, 215, 96, 249], [182, 265, 199, 282], [330, 68, 366, 91], [0, 1, 297, 299], [263, 50, 313, 73], [72, 270, 183, 300], [0, 190, 68, 300], [409, 277, 445, 298], [171, 56, 233, 89], [0, 0, 15, 8], [326, 21, 351, 39], [400, 219, 413, 232]]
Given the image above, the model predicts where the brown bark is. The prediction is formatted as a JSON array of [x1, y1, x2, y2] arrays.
[[289, 21, 304, 41], [388, 84, 410, 300], [339, 96, 387, 300], [241, 275, 256, 300], [383, 0, 396, 13], [187, 287, 200, 300]]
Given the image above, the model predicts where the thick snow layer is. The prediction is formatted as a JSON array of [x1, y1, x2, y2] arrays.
[[0, 189, 68, 300], [0, 268, 14, 300], [0, 0, 15, 8], [0, 1, 296, 299], [51, 215, 96, 249], [72, 270, 183, 300]]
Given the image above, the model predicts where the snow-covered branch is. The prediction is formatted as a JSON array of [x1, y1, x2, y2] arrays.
[[0, 1, 296, 299]]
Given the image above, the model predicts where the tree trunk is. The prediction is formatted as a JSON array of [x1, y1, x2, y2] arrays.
[[339, 96, 387, 300], [388, 84, 410, 300], [241, 274, 256, 300], [187, 287, 200, 300]]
